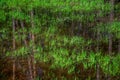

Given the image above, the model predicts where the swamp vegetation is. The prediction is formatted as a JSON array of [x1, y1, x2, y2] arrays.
[[0, 0, 120, 80]]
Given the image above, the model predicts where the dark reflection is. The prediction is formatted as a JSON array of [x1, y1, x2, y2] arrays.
[[37, 67, 43, 80]]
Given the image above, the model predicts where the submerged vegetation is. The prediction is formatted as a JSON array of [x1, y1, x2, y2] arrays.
[[0, 0, 120, 80]]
